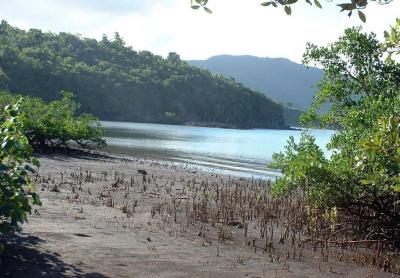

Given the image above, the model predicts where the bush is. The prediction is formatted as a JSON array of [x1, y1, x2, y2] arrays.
[[0, 91, 105, 149], [269, 27, 400, 239], [269, 132, 332, 207], [0, 100, 41, 253]]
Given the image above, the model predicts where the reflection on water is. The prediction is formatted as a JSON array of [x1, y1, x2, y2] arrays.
[[102, 121, 335, 179]]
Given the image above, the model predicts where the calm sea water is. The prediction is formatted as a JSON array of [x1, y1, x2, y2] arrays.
[[102, 121, 335, 179]]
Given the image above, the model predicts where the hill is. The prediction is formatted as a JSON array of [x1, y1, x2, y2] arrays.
[[188, 55, 323, 110], [0, 21, 286, 129]]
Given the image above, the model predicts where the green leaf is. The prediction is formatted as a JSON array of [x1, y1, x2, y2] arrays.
[[287, 0, 298, 4], [314, 0, 322, 9], [356, 0, 368, 7], [203, 7, 213, 13], [384, 31, 390, 39], [337, 3, 356, 11], [284, 5, 292, 15], [358, 10, 366, 23], [261, 2, 272, 6]]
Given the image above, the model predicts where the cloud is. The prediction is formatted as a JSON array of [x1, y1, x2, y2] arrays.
[[0, 0, 399, 63], [61, 0, 171, 14]]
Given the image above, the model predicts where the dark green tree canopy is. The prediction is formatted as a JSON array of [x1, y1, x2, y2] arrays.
[[0, 20, 286, 129]]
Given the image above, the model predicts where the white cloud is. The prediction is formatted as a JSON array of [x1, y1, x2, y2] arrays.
[[0, 0, 398, 63]]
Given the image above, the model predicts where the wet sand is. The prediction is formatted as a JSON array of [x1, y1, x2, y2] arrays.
[[0, 152, 394, 277]]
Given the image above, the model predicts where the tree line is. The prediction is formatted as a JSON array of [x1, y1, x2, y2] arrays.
[[0, 21, 285, 129]]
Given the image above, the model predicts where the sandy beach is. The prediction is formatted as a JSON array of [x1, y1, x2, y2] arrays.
[[0, 151, 396, 277]]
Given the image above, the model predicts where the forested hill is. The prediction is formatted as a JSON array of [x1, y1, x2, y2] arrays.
[[189, 55, 323, 109], [0, 21, 286, 129]]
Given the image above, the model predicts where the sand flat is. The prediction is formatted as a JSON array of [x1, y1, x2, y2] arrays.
[[0, 153, 394, 277]]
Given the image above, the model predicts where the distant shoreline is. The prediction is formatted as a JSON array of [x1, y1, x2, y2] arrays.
[[183, 121, 293, 130], [101, 119, 295, 130]]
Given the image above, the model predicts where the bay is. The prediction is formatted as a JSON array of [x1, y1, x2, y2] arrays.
[[102, 121, 334, 179]]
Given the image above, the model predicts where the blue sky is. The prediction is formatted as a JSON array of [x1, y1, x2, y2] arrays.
[[0, 0, 398, 63]]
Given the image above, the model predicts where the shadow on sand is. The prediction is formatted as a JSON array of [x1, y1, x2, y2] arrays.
[[0, 233, 107, 277]]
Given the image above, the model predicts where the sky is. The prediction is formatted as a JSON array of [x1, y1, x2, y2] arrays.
[[0, 0, 399, 63]]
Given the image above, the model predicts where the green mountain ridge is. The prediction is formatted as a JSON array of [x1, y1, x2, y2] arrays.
[[0, 21, 288, 129], [188, 55, 323, 110]]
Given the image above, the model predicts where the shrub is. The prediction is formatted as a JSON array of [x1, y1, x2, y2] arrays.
[[0, 91, 105, 149], [0, 100, 41, 253], [269, 27, 400, 239]]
